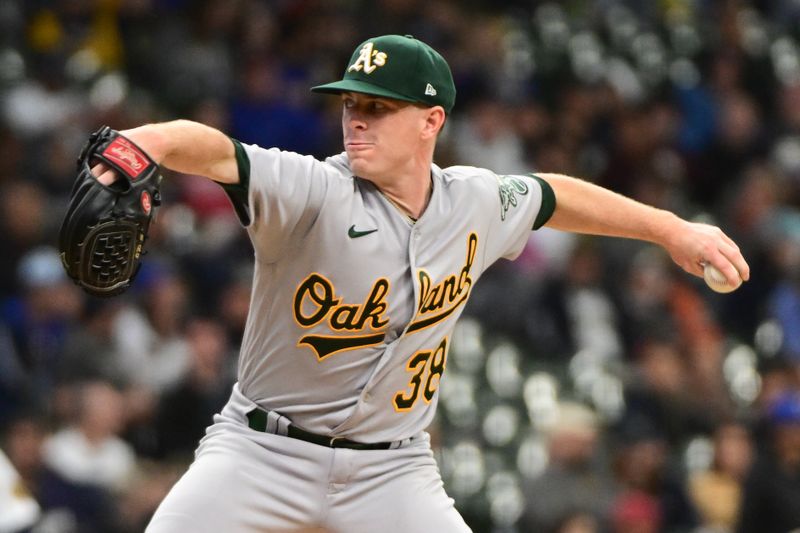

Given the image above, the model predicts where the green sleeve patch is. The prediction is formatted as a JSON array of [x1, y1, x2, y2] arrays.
[[530, 174, 556, 230], [498, 175, 530, 221], [220, 138, 251, 226]]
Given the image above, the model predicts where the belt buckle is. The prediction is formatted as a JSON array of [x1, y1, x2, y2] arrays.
[[329, 436, 342, 448]]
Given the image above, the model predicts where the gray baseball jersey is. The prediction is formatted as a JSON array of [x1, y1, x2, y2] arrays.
[[229, 141, 554, 444]]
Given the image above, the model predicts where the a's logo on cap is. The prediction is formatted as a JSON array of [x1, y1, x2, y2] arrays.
[[348, 42, 388, 74], [425, 83, 437, 96]]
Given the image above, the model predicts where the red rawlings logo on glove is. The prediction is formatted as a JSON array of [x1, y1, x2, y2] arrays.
[[141, 191, 152, 215], [102, 137, 149, 179]]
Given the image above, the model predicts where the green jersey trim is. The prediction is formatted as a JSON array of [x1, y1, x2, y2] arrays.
[[220, 138, 252, 226], [530, 174, 556, 230]]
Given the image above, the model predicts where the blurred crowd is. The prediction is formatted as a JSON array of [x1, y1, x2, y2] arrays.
[[2, 0, 800, 532]]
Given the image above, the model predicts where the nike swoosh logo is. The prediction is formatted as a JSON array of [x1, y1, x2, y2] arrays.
[[348, 225, 378, 238]]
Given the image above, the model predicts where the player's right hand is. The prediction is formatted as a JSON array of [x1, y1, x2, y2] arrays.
[[664, 220, 750, 286]]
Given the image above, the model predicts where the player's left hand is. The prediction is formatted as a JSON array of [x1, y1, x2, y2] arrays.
[[663, 220, 750, 286], [59, 126, 163, 297]]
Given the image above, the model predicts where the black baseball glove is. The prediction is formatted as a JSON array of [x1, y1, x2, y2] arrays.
[[59, 126, 162, 297]]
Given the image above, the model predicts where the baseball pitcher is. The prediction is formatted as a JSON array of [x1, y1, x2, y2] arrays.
[[69, 35, 749, 532]]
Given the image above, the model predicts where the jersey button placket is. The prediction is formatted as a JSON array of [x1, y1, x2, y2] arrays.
[[407, 229, 420, 277], [405, 227, 422, 339]]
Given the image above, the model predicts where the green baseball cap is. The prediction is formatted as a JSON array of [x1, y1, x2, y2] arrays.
[[311, 34, 456, 114]]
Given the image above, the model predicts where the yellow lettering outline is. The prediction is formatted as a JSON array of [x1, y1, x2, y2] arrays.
[[393, 337, 449, 412], [292, 272, 339, 330], [291, 273, 392, 360], [407, 233, 478, 334]]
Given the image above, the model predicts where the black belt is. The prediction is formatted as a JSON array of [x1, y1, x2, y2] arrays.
[[246, 408, 393, 450]]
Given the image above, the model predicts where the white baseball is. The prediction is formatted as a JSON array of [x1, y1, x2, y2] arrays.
[[703, 263, 742, 293]]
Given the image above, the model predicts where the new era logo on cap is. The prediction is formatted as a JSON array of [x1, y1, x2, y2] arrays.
[[425, 83, 437, 96]]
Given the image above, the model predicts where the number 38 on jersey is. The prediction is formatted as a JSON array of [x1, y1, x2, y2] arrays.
[[394, 337, 448, 412]]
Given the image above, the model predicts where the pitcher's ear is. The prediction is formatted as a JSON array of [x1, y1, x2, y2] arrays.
[[422, 106, 446, 139]]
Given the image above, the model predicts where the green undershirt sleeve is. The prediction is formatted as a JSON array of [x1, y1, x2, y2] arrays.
[[530, 174, 556, 230], [219, 138, 251, 226]]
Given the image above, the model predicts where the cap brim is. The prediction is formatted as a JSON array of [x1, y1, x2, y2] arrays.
[[310, 79, 418, 104]]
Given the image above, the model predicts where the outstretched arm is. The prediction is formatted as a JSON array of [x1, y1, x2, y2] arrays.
[[538, 173, 750, 285], [94, 120, 239, 185]]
